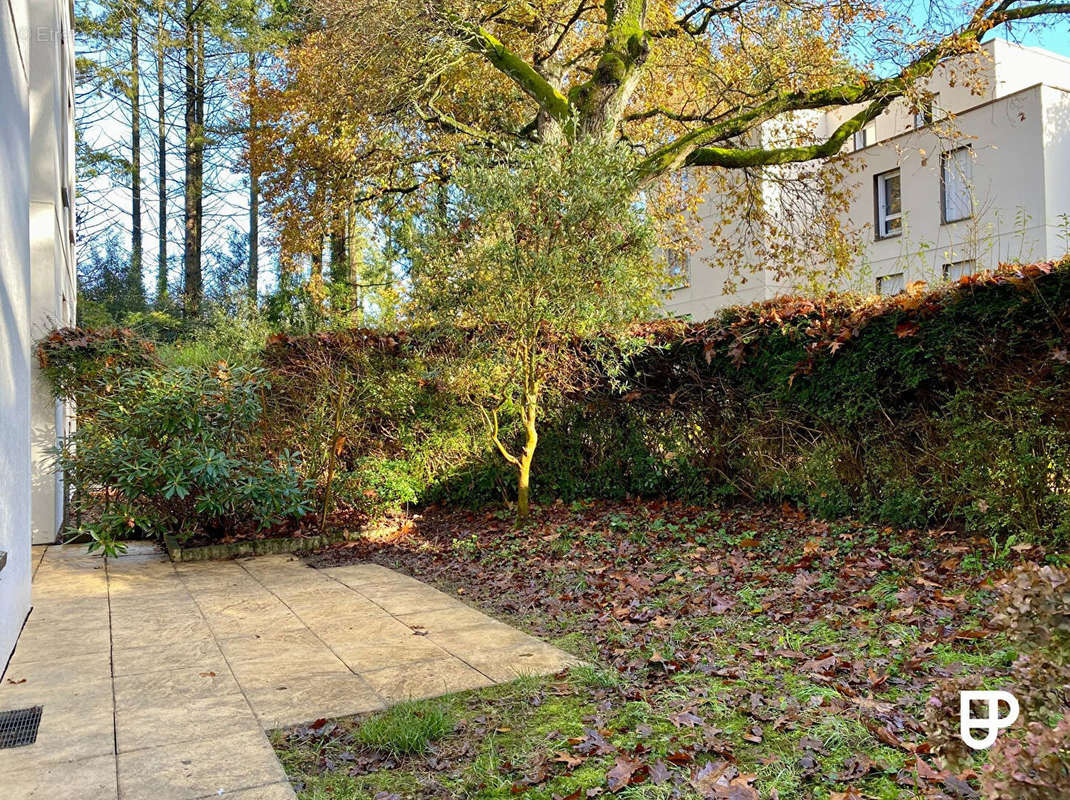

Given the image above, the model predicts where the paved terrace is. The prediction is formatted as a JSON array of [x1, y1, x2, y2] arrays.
[[0, 544, 578, 799]]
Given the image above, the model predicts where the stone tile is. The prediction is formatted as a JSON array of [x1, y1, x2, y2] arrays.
[[112, 638, 229, 678], [428, 621, 542, 654], [360, 657, 494, 703], [463, 642, 582, 683], [309, 613, 413, 644], [108, 594, 203, 622], [319, 563, 405, 587], [107, 573, 188, 602], [114, 667, 259, 752], [213, 782, 297, 799], [196, 595, 304, 639], [219, 630, 349, 683], [111, 616, 211, 649], [244, 672, 383, 729], [4, 753, 118, 799], [110, 541, 165, 557], [0, 696, 115, 769], [4, 624, 111, 664], [354, 585, 466, 616], [117, 730, 289, 800], [294, 597, 386, 629], [2, 651, 112, 687], [396, 604, 501, 634], [329, 632, 451, 673], [41, 544, 106, 560]]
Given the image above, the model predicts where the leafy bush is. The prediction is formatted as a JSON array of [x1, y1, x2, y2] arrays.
[[56, 364, 312, 554], [42, 259, 1070, 546], [37, 326, 160, 403]]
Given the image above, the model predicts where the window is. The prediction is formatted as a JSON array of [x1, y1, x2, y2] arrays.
[[943, 259, 977, 282], [913, 95, 936, 129], [664, 249, 691, 288], [875, 169, 902, 238], [942, 146, 973, 223], [853, 124, 874, 151], [876, 272, 905, 296]]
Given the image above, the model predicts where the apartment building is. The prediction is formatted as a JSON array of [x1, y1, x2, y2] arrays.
[[1, 0, 77, 667], [665, 38, 1070, 320]]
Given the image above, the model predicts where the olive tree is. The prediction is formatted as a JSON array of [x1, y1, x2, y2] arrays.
[[409, 142, 663, 518]]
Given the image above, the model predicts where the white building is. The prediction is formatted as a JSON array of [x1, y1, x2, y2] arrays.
[[665, 38, 1070, 320], [1, 0, 77, 668]]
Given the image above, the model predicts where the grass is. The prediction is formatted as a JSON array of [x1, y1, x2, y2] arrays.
[[353, 700, 454, 757], [276, 501, 1031, 799]]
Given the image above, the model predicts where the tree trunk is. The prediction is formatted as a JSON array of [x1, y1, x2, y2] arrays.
[[247, 50, 259, 302], [346, 199, 361, 320], [516, 391, 539, 520], [155, 0, 167, 302], [129, 0, 143, 305], [328, 210, 346, 284], [182, 0, 203, 315]]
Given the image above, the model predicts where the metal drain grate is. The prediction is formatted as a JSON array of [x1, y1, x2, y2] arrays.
[[0, 706, 43, 748]]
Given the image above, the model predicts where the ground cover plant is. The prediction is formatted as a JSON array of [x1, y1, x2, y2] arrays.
[[275, 501, 1069, 799]]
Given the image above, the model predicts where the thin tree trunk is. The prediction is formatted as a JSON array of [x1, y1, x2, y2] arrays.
[[516, 391, 539, 520], [329, 210, 346, 284], [130, 0, 143, 303], [247, 50, 259, 302], [155, 0, 167, 301], [346, 199, 361, 320], [182, 0, 203, 315]]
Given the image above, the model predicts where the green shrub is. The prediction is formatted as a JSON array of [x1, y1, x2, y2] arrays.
[[41, 260, 1070, 546], [58, 364, 313, 554], [37, 326, 159, 403]]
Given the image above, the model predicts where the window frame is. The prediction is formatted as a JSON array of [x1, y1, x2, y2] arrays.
[[876, 272, 906, 296], [942, 259, 977, 282], [873, 168, 903, 240], [941, 145, 974, 225]]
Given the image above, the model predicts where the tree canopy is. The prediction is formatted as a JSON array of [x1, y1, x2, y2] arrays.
[[248, 0, 1069, 285]]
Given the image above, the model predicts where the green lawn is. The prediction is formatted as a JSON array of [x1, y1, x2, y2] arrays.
[[274, 501, 1033, 799]]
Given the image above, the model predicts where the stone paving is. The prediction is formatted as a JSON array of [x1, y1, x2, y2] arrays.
[[0, 543, 579, 799]]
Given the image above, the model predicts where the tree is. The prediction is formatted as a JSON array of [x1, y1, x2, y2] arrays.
[[128, 0, 143, 294], [182, 0, 205, 315], [408, 142, 662, 519], [303, 0, 1070, 283]]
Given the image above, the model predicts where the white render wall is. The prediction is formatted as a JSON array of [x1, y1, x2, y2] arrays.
[[1, 0, 75, 669], [1, 0, 33, 669], [29, 0, 77, 545], [840, 84, 1056, 292], [666, 40, 1070, 320]]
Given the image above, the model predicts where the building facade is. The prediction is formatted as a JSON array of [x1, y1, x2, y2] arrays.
[[1, 0, 76, 668], [665, 39, 1070, 320]]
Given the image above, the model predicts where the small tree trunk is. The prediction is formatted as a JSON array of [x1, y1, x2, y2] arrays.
[[516, 392, 539, 520]]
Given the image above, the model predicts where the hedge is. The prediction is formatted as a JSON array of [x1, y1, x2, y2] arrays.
[[40, 259, 1070, 545]]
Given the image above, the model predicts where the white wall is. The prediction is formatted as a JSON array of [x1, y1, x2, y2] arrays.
[[839, 85, 1051, 293], [29, 0, 77, 544], [667, 41, 1070, 320], [1, 0, 33, 668]]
